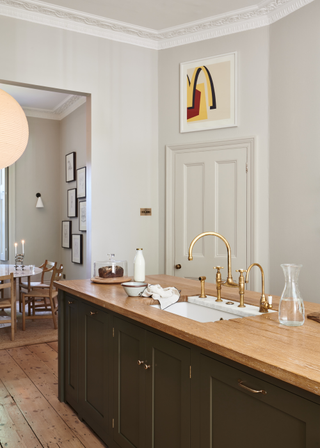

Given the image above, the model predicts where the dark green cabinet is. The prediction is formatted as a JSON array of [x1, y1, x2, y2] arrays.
[[63, 295, 80, 411], [78, 301, 111, 443], [113, 317, 191, 448], [199, 354, 320, 448], [59, 291, 320, 448]]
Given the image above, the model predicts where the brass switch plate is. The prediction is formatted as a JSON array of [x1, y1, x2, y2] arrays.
[[140, 208, 152, 216]]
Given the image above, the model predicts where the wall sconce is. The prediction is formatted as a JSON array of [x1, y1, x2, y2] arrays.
[[0, 89, 29, 169], [36, 193, 44, 208]]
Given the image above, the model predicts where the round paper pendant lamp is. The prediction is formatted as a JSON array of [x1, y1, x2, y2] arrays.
[[0, 89, 29, 169]]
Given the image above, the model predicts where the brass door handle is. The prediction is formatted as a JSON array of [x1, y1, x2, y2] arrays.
[[175, 264, 182, 269], [137, 360, 144, 366], [238, 379, 267, 395], [144, 364, 151, 370]]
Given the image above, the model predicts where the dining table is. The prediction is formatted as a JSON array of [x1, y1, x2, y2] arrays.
[[0, 264, 43, 319]]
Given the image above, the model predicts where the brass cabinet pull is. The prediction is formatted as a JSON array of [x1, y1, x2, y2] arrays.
[[68, 301, 74, 305], [175, 264, 182, 269], [137, 360, 144, 366], [238, 379, 267, 395], [144, 364, 151, 370], [89, 311, 98, 316]]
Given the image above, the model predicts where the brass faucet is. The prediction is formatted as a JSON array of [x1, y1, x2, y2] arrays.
[[245, 263, 272, 313], [188, 232, 239, 301]]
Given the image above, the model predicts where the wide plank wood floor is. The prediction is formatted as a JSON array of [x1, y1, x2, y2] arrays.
[[0, 342, 107, 447]]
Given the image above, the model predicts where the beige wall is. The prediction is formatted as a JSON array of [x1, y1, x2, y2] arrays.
[[158, 26, 270, 286], [0, 16, 159, 278], [269, 1, 320, 301], [15, 117, 61, 267], [59, 102, 88, 280]]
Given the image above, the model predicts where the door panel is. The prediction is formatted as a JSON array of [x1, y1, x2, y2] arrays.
[[145, 332, 191, 448], [200, 355, 320, 448], [114, 318, 146, 448], [79, 302, 110, 438], [174, 147, 247, 282], [64, 296, 79, 411]]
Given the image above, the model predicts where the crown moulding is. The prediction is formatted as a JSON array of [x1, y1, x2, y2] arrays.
[[23, 95, 86, 120], [0, 0, 314, 50]]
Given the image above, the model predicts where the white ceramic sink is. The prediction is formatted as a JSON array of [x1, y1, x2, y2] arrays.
[[151, 301, 243, 322], [151, 295, 275, 323]]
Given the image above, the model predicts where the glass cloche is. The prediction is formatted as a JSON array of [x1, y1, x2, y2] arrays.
[[93, 254, 128, 279]]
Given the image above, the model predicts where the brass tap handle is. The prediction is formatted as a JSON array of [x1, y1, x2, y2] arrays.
[[236, 269, 247, 308], [213, 267, 224, 302], [198, 276, 207, 298]]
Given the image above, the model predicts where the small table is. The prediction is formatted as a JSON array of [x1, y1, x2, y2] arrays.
[[0, 264, 42, 309]]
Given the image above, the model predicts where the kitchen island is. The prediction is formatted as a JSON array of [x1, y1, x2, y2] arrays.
[[56, 275, 320, 448]]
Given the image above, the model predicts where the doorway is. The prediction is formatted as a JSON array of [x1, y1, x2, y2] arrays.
[[166, 137, 255, 286]]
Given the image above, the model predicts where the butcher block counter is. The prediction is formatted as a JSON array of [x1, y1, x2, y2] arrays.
[[56, 274, 320, 397]]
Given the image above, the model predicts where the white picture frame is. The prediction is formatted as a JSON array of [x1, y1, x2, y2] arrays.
[[180, 52, 237, 133]]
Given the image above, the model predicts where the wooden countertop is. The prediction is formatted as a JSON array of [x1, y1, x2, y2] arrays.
[[55, 274, 320, 397]]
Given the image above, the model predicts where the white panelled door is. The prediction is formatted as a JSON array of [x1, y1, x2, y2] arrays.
[[166, 139, 254, 284]]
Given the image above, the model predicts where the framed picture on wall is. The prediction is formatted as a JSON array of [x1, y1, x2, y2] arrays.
[[72, 234, 83, 264], [77, 167, 86, 198], [65, 152, 76, 182], [67, 188, 77, 218], [79, 200, 86, 232], [62, 220, 72, 248], [180, 52, 237, 133]]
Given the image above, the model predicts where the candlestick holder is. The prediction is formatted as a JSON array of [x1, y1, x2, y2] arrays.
[[14, 254, 25, 270]]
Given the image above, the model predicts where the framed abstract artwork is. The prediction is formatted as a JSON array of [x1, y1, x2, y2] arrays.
[[77, 166, 86, 198], [61, 220, 72, 248], [180, 52, 237, 133], [65, 152, 76, 182], [67, 188, 77, 218], [72, 234, 83, 264]]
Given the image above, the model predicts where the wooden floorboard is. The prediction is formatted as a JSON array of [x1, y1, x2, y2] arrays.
[[0, 343, 107, 448]]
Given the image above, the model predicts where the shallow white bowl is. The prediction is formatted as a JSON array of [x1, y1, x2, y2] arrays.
[[121, 281, 148, 297]]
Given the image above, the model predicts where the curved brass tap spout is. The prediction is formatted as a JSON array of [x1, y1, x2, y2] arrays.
[[245, 263, 271, 313], [188, 232, 238, 287]]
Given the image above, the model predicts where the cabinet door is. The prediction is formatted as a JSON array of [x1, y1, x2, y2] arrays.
[[200, 354, 320, 448], [79, 302, 110, 440], [64, 296, 79, 411], [113, 317, 146, 448], [145, 332, 191, 448]]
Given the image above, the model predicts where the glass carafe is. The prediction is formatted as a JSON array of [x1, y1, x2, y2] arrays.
[[279, 264, 304, 326]]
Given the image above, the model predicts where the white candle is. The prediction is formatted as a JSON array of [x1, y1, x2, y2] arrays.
[[14, 243, 18, 256], [21, 240, 25, 254]]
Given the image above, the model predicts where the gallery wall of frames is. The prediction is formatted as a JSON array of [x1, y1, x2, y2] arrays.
[[62, 151, 86, 264]]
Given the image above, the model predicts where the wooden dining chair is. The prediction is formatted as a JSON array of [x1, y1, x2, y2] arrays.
[[22, 264, 63, 330], [0, 273, 15, 341], [18, 260, 56, 312]]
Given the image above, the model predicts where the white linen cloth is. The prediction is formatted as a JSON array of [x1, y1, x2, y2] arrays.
[[140, 284, 180, 309]]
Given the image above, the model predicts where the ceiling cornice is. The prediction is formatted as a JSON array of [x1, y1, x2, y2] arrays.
[[0, 0, 314, 50], [23, 95, 86, 120]]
